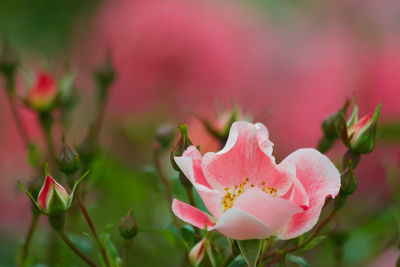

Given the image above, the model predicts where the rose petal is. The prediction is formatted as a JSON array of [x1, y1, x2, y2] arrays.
[[175, 146, 211, 188], [214, 208, 272, 240], [172, 199, 215, 229], [278, 149, 340, 239], [232, 187, 302, 233], [175, 147, 222, 217], [203, 122, 291, 191], [195, 184, 223, 217]]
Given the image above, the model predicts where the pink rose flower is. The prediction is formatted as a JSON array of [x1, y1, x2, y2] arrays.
[[172, 122, 340, 240], [27, 72, 57, 112]]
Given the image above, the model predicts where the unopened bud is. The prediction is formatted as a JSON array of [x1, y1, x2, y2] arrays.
[[189, 238, 207, 267], [27, 72, 58, 112], [340, 161, 358, 196], [119, 208, 138, 239], [170, 123, 193, 171], [346, 104, 382, 154], [321, 100, 349, 140], [57, 136, 80, 175], [18, 163, 87, 216], [94, 55, 115, 103]]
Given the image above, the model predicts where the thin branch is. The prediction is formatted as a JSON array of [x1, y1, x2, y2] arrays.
[[58, 229, 99, 267], [76, 194, 110, 267], [18, 213, 40, 267]]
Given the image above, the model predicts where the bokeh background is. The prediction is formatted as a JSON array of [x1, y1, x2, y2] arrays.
[[0, 0, 399, 266]]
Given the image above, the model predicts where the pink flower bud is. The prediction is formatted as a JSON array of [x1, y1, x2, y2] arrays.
[[347, 104, 382, 154], [37, 176, 69, 215], [189, 238, 207, 267], [18, 163, 88, 216], [28, 72, 57, 112]]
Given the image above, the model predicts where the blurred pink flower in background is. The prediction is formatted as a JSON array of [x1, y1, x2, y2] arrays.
[[1, 0, 399, 231], [78, 0, 270, 114], [75, 0, 399, 197], [368, 247, 400, 267]]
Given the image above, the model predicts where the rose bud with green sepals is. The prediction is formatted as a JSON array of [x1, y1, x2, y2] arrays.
[[27, 72, 58, 112], [119, 208, 138, 239], [57, 135, 80, 175], [322, 100, 349, 140], [346, 104, 382, 154], [19, 163, 88, 216], [94, 55, 115, 104], [189, 238, 207, 267]]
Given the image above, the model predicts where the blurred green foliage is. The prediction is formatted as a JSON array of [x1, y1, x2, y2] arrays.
[[0, 0, 100, 53]]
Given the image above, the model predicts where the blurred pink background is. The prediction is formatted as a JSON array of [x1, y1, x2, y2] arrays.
[[1, 0, 399, 230]]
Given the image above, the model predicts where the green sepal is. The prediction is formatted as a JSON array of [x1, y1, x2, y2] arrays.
[[67, 170, 90, 209], [206, 241, 217, 267], [347, 96, 358, 127], [47, 185, 68, 216], [237, 239, 263, 267], [18, 181, 39, 208]]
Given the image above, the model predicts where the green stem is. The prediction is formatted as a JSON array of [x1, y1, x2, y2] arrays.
[[121, 239, 133, 267], [77, 194, 110, 267], [5, 90, 30, 149], [152, 142, 180, 227], [58, 229, 99, 267], [39, 112, 56, 169], [152, 143, 172, 203], [18, 213, 40, 267]]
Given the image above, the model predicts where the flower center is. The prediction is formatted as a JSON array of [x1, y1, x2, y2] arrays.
[[221, 177, 277, 212]]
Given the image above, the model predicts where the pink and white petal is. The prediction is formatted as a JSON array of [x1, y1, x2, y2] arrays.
[[195, 184, 223, 217], [174, 146, 211, 188], [278, 162, 309, 208], [214, 208, 272, 240], [278, 149, 340, 240], [203, 122, 289, 190], [172, 199, 216, 229], [232, 188, 302, 233], [255, 122, 274, 157]]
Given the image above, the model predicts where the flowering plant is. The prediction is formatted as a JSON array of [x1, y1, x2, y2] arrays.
[[0, 16, 395, 266]]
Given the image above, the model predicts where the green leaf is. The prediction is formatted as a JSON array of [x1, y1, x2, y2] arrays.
[[302, 236, 327, 251], [67, 170, 90, 208], [100, 226, 121, 267], [228, 256, 247, 267], [287, 255, 309, 267], [237, 239, 263, 267], [180, 225, 196, 249], [141, 228, 179, 246]]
